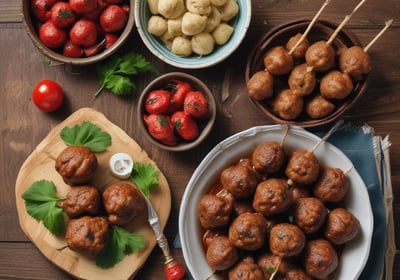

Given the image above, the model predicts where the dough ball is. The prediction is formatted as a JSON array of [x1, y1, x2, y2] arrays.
[[212, 22, 233, 45], [147, 0, 159, 14], [191, 32, 215, 55], [161, 30, 174, 49], [182, 12, 207, 35], [158, 0, 185, 19], [167, 17, 184, 37], [147, 15, 168, 36], [186, 0, 212, 15], [211, 0, 227, 6], [172, 36, 192, 56], [218, 0, 239, 22], [205, 7, 221, 32]]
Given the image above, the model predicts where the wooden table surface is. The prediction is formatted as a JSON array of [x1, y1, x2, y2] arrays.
[[0, 0, 399, 279]]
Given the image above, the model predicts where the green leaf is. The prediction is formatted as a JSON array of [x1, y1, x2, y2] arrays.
[[96, 226, 146, 268], [21, 180, 65, 235], [105, 74, 134, 95], [60, 121, 111, 152], [131, 162, 160, 198]]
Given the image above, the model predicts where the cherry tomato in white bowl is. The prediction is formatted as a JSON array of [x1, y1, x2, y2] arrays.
[[32, 80, 64, 112]]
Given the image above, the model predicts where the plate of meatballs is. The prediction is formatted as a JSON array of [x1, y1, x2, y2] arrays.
[[179, 125, 373, 280]]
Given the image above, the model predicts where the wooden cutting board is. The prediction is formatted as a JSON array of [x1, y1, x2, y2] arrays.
[[15, 107, 171, 280]]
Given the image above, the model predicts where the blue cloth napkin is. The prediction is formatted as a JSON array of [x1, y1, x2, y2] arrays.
[[174, 124, 388, 280]]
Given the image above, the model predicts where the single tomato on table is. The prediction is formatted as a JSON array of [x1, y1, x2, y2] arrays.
[[32, 80, 64, 112]]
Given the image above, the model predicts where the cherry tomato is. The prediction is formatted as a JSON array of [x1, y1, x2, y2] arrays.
[[183, 91, 209, 118], [31, 0, 57, 22], [143, 114, 176, 146], [32, 80, 64, 112], [50, 2, 76, 28], [39, 20, 67, 49], [69, 19, 97, 47], [145, 89, 171, 115], [171, 111, 199, 141], [100, 4, 127, 33], [165, 79, 192, 112], [69, 0, 97, 14]]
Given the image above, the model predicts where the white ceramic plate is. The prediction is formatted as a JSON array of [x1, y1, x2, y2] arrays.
[[179, 125, 373, 279]]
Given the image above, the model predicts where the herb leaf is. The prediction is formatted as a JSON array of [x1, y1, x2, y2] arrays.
[[131, 162, 160, 198], [96, 225, 146, 268], [60, 121, 111, 152], [21, 180, 65, 235]]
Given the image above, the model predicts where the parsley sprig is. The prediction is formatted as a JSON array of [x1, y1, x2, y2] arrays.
[[94, 52, 156, 98], [131, 162, 160, 198]]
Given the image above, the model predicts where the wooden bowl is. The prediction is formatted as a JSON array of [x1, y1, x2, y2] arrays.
[[21, 0, 135, 65], [137, 72, 217, 152], [245, 19, 369, 128]]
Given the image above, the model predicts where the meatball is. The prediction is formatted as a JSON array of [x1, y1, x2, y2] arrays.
[[269, 223, 305, 257], [305, 41, 335, 72], [264, 46, 294, 76], [286, 33, 310, 59], [257, 252, 288, 278], [285, 266, 312, 280], [228, 212, 268, 251], [324, 208, 360, 245], [293, 197, 328, 234], [252, 141, 285, 174], [320, 70, 353, 100], [285, 150, 320, 186], [313, 166, 349, 202], [288, 63, 316, 97], [305, 94, 335, 119], [229, 257, 264, 280], [206, 235, 239, 271], [247, 70, 274, 101], [65, 216, 109, 256], [338, 45, 371, 81], [198, 193, 233, 229], [253, 178, 293, 216], [291, 184, 310, 202], [272, 89, 304, 121], [102, 182, 146, 225], [303, 239, 338, 279], [62, 185, 101, 218], [220, 158, 259, 198], [55, 146, 98, 185]]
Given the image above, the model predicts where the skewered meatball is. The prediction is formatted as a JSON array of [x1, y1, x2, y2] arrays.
[[293, 197, 328, 234], [324, 208, 360, 245], [102, 182, 146, 225], [252, 141, 285, 174], [264, 46, 294, 75], [286, 33, 310, 59], [247, 71, 274, 101], [305, 94, 335, 119], [228, 212, 268, 251], [272, 89, 304, 121], [305, 41, 335, 72], [253, 178, 293, 216], [288, 63, 316, 96], [55, 146, 98, 185], [285, 150, 320, 186], [320, 70, 354, 100], [313, 166, 349, 202], [269, 223, 305, 257], [338, 45, 371, 80], [206, 235, 239, 271], [220, 158, 259, 198], [65, 216, 109, 256], [229, 257, 264, 280], [62, 185, 101, 218], [257, 252, 288, 278], [303, 239, 338, 279], [198, 193, 233, 229]]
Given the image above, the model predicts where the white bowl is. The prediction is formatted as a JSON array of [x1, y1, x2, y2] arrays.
[[179, 125, 373, 279], [135, 0, 251, 69]]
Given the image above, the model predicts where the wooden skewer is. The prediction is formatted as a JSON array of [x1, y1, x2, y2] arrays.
[[364, 19, 394, 52], [311, 119, 344, 153], [280, 125, 290, 147], [268, 256, 282, 280]]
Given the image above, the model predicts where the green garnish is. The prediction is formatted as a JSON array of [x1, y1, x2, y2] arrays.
[[21, 180, 64, 235], [96, 225, 146, 268], [131, 162, 160, 198], [60, 121, 111, 152], [94, 52, 156, 98]]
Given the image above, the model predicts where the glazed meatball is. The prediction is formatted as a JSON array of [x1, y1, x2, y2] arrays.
[[102, 182, 146, 225], [206, 235, 239, 271], [228, 212, 268, 251], [285, 266, 312, 280], [198, 193, 233, 229], [220, 158, 259, 198], [305, 41, 335, 72], [288, 63, 316, 97], [55, 146, 98, 185], [291, 184, 310, 202], [324, 208, 360, 245], [269, 223, 305, 257], [320, 70, 354, 100], [313, 166, 349, 202], [252, 141, 285, 174], [229, 257, 264, 280], [338, 45, 371, 80], [286, 33, 310, 59], [65, 216, 109, 256], [247, 70, 274, 101], [303, 239, 338, 279], [257, 252, 288, 278], [62, 185, 101, 218], [253, 178, 293, 216], [305, 94, 335, 119], [285, 150, 320, 186], [272, 89, 304, 121], [293, 197, 328, 234], [264, 46, 294, 76]]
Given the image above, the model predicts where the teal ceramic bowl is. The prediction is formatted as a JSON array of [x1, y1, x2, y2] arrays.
[[135, 0, 251, 69]]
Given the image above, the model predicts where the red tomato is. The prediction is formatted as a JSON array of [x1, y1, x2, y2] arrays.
[[105, 33, 119, 48], [32, 80, 64, 112], [104, 0, 123, 3], [69, 19, 97, 47], [171, 111, 199, 141], [143, 114, 176, 146], [69, 0, 97, 14], [39, 20, 67, 49], [31, 0, 57, 22], [63, 40, 83, 58], [50, 2, 76, 28], [183, 91, 209, 118], [99, 4, 127, 33], [166, 79, 192, 112], [145, 89, 172, 115]]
